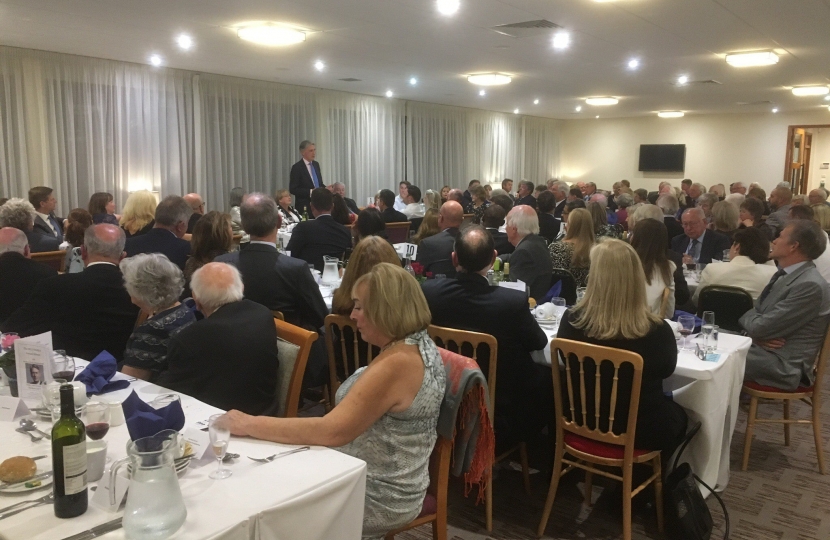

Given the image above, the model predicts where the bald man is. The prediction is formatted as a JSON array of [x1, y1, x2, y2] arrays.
[[183, 193, 205, 234], [0, 227, 57, 323], [1, 224, 138, 361], [416, 201, 464, 277], [156, 262, 279, 414], [446, 189, 464, 204]]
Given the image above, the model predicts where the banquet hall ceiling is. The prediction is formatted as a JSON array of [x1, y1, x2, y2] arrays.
[[1, 0, 829, 119]]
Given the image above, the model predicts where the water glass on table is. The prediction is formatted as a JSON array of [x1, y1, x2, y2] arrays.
[[576, 287, 587, 303], [209, 414, 232, 479], [701, 311, 716, 353], [677, 315, 696, 351]]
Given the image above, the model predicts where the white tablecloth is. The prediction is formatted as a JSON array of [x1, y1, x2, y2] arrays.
[[535, 324, 751, 492], [0, 364, 366, 540]]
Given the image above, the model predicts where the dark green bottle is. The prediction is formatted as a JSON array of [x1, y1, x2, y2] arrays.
[[52, 384, 88, 518]]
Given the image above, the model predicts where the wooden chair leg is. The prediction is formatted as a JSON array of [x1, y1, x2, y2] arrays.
[[537, 443, 564, 537], [519, 442, 531, 495], [812, 399, 826, 475], [622, 464, 633, 540], [652, 455, 664, 533], [742, 396, 759, 471], [583, 470, 594, 506], [784, 399, 791, 446], [485, 465, 493, 531], [435, 509, 447, 540]]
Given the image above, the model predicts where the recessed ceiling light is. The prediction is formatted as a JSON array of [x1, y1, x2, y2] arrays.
[[552, 32, 570, 49], [149, 54, 162, 67], [772, 108, 779, 113], [585, 97, 619, 106], [479, 90, 486, 96], [467, 73, 511, 86], [385, 90, 394, 98], [409, 77, 417, 85], [595, 116, 600, 119], [725, 51, 779, 68], [825, 95, 830, 101], [314, 60, 325, 71], [657, 111, 684, 118], [628, 59, 639, 70], [513, 108, 519, 114], [677, 75, 689, 85], [176, 34, 193, 50], [533, 99, 539, 105], [575, 106, 582, 112], [792, 85, 829, 97], [436, 0, 460, 16], [237, 24, 306, 46]]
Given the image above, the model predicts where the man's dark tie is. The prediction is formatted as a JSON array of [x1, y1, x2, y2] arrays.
[[758, 268, 787, 305]]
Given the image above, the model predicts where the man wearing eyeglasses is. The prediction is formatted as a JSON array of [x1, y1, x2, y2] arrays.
[[184, 193, 206, 234]]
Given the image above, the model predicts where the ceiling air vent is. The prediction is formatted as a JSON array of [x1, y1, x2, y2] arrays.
[[736, 100, 773, 106], [491, 19, 562, 38], [676, 79, 722, 87], [338, 78, 361, 82]]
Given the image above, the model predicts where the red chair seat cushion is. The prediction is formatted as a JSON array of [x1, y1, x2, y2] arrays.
[[744, 381, 813, 394], [564, 432, 649, 460], [418, 494, 437, 518]]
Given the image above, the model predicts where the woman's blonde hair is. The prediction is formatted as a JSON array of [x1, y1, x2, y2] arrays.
[[274, 189, 290, 201], [564, 208, 595, 267], [813, 204, 830, 231], [352, 262, 431, 340], [587, 201, 607, 230], [333, 237, 401, 315], [413, 208, 441, 245], [569, 239, 662, 340], [712, 200, 740, 232], [119, 190, 157, 234]]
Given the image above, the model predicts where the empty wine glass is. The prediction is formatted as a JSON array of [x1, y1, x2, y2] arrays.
[[209, 414, 232, 480], [678, 315, 696, 351], [83, 401, 111, 441], [51, 350, 75, 382]]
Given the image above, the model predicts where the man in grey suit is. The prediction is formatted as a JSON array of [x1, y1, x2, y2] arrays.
[[765, 185, 793, 239], [740, 220, 830, 391], [416, 200, 463, 277], [500, 205, 553, 300]]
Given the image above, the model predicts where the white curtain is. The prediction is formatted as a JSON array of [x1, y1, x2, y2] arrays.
[[523, 115, 563, 183]]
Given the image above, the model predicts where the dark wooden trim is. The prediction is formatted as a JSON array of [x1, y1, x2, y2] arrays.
[[784, 125, 830, 189]]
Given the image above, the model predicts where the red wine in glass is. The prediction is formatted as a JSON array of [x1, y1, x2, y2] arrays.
[[51, 370, 75, 381], [85, 422, 109, 441]]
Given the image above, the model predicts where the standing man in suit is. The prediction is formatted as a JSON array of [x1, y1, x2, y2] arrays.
[[28, 186, 63, 246], [514, 180, 537, 208], [670, 207, 731, 264], [0, 227, 57, 324], [289, 140, 324, 216], [125, 196, 192, 270], [286, 188, 351, 270], [767, 185, 793, 239], [0, 198, 60, 253], [376, 189, 408, 223], [416, 200, 463, 277], [741, 220, 830, 391], [500, 205, 553, 300]]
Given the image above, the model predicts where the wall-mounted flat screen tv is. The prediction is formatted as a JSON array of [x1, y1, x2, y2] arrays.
[[638, 144, 686, 172]]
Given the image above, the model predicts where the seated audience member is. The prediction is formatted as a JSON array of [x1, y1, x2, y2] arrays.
[[693, 227, 776, 305], [697, 193, 718, 223], [401, 185, 426, 220], [376, 189, 408, 223], [125, 195, 192, 270], [588, 200, 621, 239], [465, 184, 491, 224], [671, 208, 731, 264], [229, 187, 246, 234], [286, 188, 352, 270], [589, 193, 619, 225], [556, 199, 587, 242], [423, 189, 441, 211], [462, 179, 480, 208], [568, 187, 583, 203], [446, 188, 465, 205], [739, 197, 774, 241], [747, 186, 771, 215], [536, 191, 561, 244], [29, 186, 64, 246], [416, 200, 463, 277], [631, 219, 677, 317], [440, 185, 450, 205], [632, 188, 649, 206], [502, 178, 514, 198], [657, 193, 684, 242], [184, 211, 233, 289], [394, 181, 411, 211], [711, 200, 740, 240], [548, 207, 593, 288], [274, 189, 303, 225], [329, 182, 360, 215], [489, 193, 513, 215], [62, 209, 94, 273], [332, 236, 400, 315], [220, 263, 446, 540], [809, 188, 829, 208], [557, 239, 688, 460], [687, 182, 706, 207], [1, 224, 139, 361], [791, 194, 808, 207], [0, 198, 60, 253], [730, 182, 747, 195], [582, 182, 597, 200], [0, 227, 57, 324], [331, 194, 354, 226], [766, 185, 793, 238], [813, 204, 830, 233], [741, 220, 830, 391], [88, 192, 119, 225], [120, 254, 197, 381], [514, 180, 537, 208], [789, 204, 830, 283], [157, 262, 278, 414], [422, 226, 551, 447], [724, 193, 746, 211], [501, 205, 554, 299], [627, 205, 690, 305], [183, 193, 206, 234], [355, 207, 388, 242], [615, 192, 634, 230], [628, 203, 662, 230], [412, 208, 440, 245], [119, 190, 157, 238], [709, 184, 726, 200], [482, 205, 514, 255], [549, 181, 569, 218]]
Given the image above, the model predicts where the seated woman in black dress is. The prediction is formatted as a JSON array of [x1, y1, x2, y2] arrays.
[[556, 239, 687, 459]]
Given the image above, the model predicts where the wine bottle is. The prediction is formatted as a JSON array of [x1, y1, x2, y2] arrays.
[[52, 384, 88, 518], [504, 262, 510, 281]]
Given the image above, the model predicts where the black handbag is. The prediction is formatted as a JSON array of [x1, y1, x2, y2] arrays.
[[665, 422, 730, 540]]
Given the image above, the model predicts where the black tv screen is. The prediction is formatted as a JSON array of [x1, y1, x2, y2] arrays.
[[639, 144, 686, 172]]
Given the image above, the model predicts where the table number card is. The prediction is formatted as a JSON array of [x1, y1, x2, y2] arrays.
[[393, 243, 418, 260], [14, 332, 53, 404], [0, 396, 30, 422], [182, 425, 211, 462]]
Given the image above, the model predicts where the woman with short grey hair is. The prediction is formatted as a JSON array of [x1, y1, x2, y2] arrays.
[[120, 253, 197, 381]]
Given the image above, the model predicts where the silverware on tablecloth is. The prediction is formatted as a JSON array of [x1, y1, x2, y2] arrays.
[[60, 517, 123, 540], [248, 446, 310, 463], [15, 427, 42, 442], [223, 453, 240, 462], [0, 471, 54, 491], [0, 492, 54, 520], [19, 418, 51, 440]]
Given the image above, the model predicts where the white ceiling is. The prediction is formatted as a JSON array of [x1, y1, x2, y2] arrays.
[[1, 0, 830, 119]]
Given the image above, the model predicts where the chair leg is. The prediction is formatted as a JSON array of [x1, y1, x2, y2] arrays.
[[784, 400, 791, 446], [812, 399, 826, 475], [519, 442, 532, 495], [537, 443, 564, 537], [652, 456, 664, 533], [741, 396, 759, 471], [583, 470, 594, 506], [622, 464, 633, 540], [434, 511, 447, 540], [485, 465, 493, 531]]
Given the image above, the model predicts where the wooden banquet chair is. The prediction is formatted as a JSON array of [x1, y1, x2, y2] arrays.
[[695, 285, 754, 333], [538, 338, 664, 540], [323, 314, 380, 406], [270, 319, 317, 418], [385, 222, 410, 244], [271, 310, 285, 321], [31, 250, 66, 273], [741, 325, 830, 474]]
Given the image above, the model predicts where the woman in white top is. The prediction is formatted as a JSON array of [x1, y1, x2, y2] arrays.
[[630, 219, 676, 318], [693, 226, 777, 305]]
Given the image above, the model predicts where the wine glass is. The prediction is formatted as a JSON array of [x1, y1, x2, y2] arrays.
[[576, 287, 587, 303], [83, 401, 111, 441], [208, 414, 232, 480], [51, 350, 75, 382], [678, 315, 696, 351]]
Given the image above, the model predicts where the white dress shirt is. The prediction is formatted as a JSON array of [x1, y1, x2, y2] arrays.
[[393, 195, 407, 212], [402, 202, 425, 219], [692, 255, 778, 305]]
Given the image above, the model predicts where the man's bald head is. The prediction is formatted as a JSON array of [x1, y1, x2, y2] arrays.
[[439, 201, 464, 228], [190, 262, 244, 316], [453, 225, 495, 274], [183, 193, 204, 215], [0, 227, 29, 257], [446, 189, 464, 204], [82, 224, 126, 265]]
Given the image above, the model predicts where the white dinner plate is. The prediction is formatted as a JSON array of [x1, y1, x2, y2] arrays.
[[0, 469, 53, 495]]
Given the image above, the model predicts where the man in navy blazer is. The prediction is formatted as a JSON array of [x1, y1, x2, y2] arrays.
[[125, 196, 192, 270], [500, 205, 553, 300], [28, 186, 64, 246], [289, 140, 324, 216], [670, 207, 731, 264], [286, 188, 351, 271]]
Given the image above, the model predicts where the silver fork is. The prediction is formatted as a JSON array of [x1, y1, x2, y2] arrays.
[[0, 492, 54, 520], [247, 446, 310, 463]]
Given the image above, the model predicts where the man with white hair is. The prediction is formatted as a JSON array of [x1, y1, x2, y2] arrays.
[[328, 182, 359, 214], [767, 185, 794, 238], [125, 195, 193, 270], [183, 193, 206, 234], [0, 227, 57, 323], [687, 183, 706, 207], [731, 182, 747, 195], [656, 193, 685, 244], [670, 207, 731, 264], [500, 205, 553, 300], [582, 182, 597, 201], [549, 180, 569, 218], [809, 188, 830, 208], [157, 262, 279, 415], [0, 197, 60, 252]]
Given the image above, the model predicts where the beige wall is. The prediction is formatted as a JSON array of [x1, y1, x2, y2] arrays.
[[559, 110, 830, 194]]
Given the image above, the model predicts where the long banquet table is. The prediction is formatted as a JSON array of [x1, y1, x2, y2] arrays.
[[0, 362, 366, 540], [533, 319, 751, 493]]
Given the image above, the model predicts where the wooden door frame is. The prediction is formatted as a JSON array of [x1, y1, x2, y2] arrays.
[[784, 124, 830, 190]]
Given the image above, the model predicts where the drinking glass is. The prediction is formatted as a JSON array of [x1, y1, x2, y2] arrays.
[[83, 401, 111, 441], [209, 414, 232, 479], [51, 350, 75, 381], [722, 249, 731, 262], [702, 311, 715, 328], [576, 287, 587, 303], [678, 315, 696, 351], [695, 263, 705, 280], [151, 393, 181, 410]]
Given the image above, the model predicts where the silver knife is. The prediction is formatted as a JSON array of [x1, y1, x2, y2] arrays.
[[0, 471, 53, 491], [61, 517, 123, 540]]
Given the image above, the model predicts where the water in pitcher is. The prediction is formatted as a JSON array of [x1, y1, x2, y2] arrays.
[[123, 466, 187, 540]]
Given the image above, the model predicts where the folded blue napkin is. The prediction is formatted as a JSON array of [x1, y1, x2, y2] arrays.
[[539, 281, 563, 305], [74, 351, 131, 395], [122, 391, 185, 441]]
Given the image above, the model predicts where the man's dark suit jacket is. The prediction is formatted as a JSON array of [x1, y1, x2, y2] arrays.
[[486, 228, 514, 256], [289, 159, 324, 215], [421, 273, 551, 445], [538, 213, 561, 244], [663, 216, 685, 248], [514, 194, 537, 208], [33, 214, 63, 245], [125, 228, 191, 270], [553, 198, 566, 219], [381, 207, 408, 224], [156, 300, 278, 415], [25, 230, 60, 253], [667, 250, 691, 309], [0, 252, 57, 324], [1, 263, 139, 361], [186, 213, 202, 234], [285, 214, 351, 271], [344, 197, 360, 215], [416, 227, 460, 277], [670, 229, 731, 264], [500, 234, 553, 300]]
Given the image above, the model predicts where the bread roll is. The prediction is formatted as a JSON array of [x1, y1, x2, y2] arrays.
[[0, 456, 37, 483]]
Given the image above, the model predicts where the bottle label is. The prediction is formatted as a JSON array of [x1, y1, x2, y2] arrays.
[[62, 441, 88, 495]]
